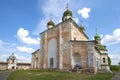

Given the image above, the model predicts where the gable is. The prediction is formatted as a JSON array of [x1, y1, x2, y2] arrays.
[[70, 20, 89, 41]]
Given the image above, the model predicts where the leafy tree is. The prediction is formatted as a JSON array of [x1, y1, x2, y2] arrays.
[[119, 62, 120, 66], [108, 56, 111, 66]]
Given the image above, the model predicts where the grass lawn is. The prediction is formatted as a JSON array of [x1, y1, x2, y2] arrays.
[[7, 70, 114, 80]]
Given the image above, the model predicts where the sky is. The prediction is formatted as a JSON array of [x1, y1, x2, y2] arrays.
[[0, 0, 120, 65]]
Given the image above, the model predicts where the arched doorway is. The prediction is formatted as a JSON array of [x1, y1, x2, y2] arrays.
[[12, 66, 15, 69], [35, 58, 38, 69], [48, 38, 57, 68], [73, 53, 81, 68]]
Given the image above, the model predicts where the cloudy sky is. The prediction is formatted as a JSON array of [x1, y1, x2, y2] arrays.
[[0, 0, 120, 65]]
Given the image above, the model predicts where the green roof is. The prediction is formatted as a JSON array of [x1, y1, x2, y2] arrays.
[[47, 20, 55, 26], [79, 25, 85, 31], [97, 44, 106, 50], [94, 33, 101, 40], [63, 10, 72, 18]]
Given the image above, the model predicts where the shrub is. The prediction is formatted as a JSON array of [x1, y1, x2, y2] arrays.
[[110, 65, 120, 71], [108, 56, 111, 66]]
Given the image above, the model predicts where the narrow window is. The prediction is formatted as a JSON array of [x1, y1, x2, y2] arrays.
[[50, 58, 54, 68], [12, 59, 14, 64], [103, 58, 105, 63], [74, 38, 76, 40]]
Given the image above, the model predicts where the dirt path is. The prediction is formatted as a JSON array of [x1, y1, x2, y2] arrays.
[[111, 72, 120, 80], [0, 70, 13, 80]]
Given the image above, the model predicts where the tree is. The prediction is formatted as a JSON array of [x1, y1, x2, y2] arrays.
[[108, 56, 111, 66], [119, 62, 120, 66]]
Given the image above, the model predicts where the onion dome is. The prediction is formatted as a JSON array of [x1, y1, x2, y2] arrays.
[[79, 25, 85, 31], [47, 19, 55, 29], [47, 20, 55, 27], [62, 4, 73, 21], [97, 44, 106, 50], [63, 10, 72, 18], [9, 53, 17, 59], [94, 33, 101, 40]]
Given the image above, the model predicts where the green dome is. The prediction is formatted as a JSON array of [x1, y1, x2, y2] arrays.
[[79, 25, 85, 31], [97, 44, 106, 50], [63, 10, 72, 17], [47, 20, 55, 26], [94, 33, 101, 40]]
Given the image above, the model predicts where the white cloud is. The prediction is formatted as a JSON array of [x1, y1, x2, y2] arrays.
[[0, 53, 31, 63], [102, 28, 120, 45], [17, 28, 39, 45], [109, 54, 120, 65], [73, 17, 79, 23], [78, 7, 91, 19], [0, 40, 3, 47], [16, 46, 35, 53], [18, 56, 31, 62], [14, 54, 31, 62], [33, 0, 69, 35], [0, 54, 8, 62]]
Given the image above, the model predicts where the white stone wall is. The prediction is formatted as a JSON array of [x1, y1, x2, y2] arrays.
[[31, 49, 41, 69], [70, 22, 88, 41], [94, 49, 101, 69], [7, 64, 17, 69], [87, 42, 93, 68], [48, 38, 57, 68], [0, 63, 7, 70], [17, 64, 31, 70], [87, 42, 101, 73], [100, 54, 108, 65]]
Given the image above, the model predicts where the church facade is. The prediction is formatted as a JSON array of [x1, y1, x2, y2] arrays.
[[0, 53, 31, 70], [31, 7, 110, 73]]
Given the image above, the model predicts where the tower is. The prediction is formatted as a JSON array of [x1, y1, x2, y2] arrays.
[[7, 53, 17, 69], [94, 32, 101, 44], [94, 32, 110, 71]]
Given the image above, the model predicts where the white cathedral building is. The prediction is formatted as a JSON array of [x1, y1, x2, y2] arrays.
[[31, 6, 110, 73]]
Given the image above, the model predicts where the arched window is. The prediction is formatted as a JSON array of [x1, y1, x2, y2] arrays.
[[48, 38, 57, 68], [12, 59, 14, 64], [103, 58, 105, 63], [35, 58, 38, 69]]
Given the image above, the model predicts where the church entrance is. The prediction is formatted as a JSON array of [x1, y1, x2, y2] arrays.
[[73, 53, 81, 69], [48, 38, 57, 68], [12, 66, 15, 69], [50, 58, 54, 68]]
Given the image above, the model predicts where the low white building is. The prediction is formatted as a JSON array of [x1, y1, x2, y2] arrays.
[[0, 53, 31, 70]]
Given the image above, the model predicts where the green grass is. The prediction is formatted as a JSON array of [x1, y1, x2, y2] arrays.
[[110, 65, 120, 72], [7, 70, 114, 80], [0, 69, 8, 72]]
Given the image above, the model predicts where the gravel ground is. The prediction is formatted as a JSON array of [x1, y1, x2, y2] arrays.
[[111, 72, 120, 80], [0, 70, 13, 80]]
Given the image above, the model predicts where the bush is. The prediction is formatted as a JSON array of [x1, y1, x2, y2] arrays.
[[110, 65, 120, 71], [108, 56, 111, 66]]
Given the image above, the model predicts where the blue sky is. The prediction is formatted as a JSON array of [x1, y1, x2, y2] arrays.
[[0, 0, 120, 65]]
